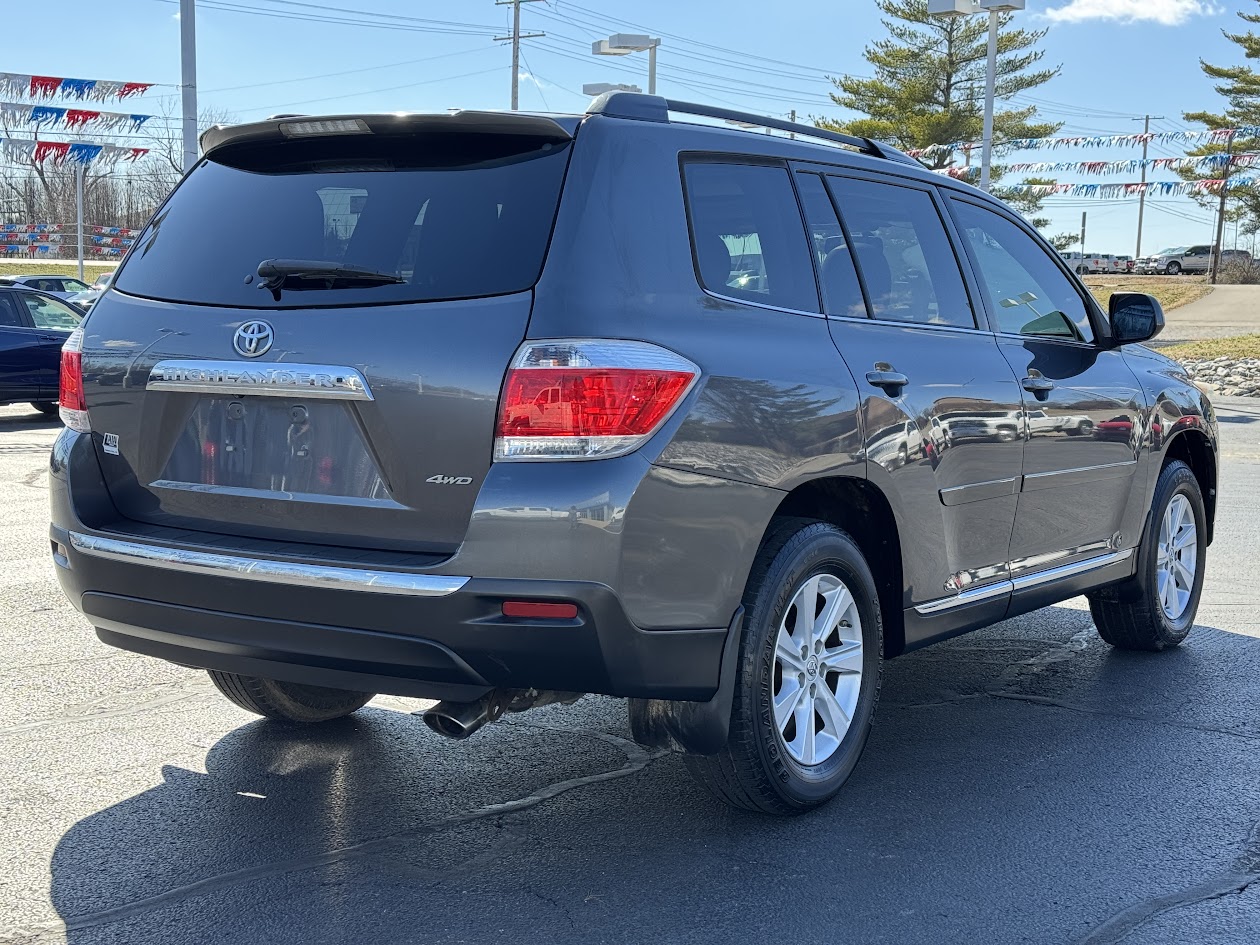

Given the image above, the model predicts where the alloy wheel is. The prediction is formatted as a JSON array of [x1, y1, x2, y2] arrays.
[[1156, 493, 1198, 620], [772, 572, 863, 767]]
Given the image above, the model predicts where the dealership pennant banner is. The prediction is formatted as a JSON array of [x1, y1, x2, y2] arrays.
[[0, 223, 64, 233], [1001, 177, 1259, 197], [0, 102, 153, 132], [0, 73, 153, 102], [907, 127, 1260, 159], [0, 137, 149, 166]]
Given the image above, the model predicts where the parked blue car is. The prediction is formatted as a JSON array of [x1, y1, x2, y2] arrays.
[[0, 286, 83, 416]]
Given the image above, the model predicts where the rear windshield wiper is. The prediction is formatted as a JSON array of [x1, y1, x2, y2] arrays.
[[255, 258, 405, 300]]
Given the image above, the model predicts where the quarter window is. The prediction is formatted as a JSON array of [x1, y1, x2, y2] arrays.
[[825, 176, 974, 328], [683, 162, 820, 313], [950, 200, 1093, 342]]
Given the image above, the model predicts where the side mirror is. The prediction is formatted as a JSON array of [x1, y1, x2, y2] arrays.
[[1109, 292, 1165, 344]]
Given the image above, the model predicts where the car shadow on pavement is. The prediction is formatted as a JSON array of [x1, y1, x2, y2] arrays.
[[0, 411, 60, 433], [43, 609, 1260, 945]]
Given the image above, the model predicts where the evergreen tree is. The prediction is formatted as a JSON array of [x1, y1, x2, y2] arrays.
[[1178, 1, 1260, 235], [819, 0, 1074, 248]]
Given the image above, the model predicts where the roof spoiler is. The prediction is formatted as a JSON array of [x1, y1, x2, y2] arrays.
[[200, 111, 574, 158]]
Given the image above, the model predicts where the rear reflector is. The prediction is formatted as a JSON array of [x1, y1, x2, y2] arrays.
[[494, 339, 700, 461], [502, 600, 579, 619], [59, 327, 89, 434]]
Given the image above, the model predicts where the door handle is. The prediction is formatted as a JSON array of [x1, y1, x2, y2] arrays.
[[1021, 373, 1055, 399], [866, 369, 909, 394]]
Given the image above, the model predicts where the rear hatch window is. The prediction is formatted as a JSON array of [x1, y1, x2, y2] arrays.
[[115, 125, 572, 309]]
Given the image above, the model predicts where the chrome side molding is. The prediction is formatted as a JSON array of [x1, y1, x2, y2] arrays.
[[148, 360, 373, 400], [67, 531, 467, 598], [914, 548, 1134, 616]]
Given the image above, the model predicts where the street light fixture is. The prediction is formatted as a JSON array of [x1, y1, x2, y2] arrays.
[[582, 82, 642, 97], [592, 33, 661, 95], [927, 0, 1024, 193]]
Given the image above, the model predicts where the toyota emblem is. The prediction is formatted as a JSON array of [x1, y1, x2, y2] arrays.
[[233, 320, 274, 358]]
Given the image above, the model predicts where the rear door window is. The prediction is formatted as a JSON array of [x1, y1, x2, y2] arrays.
[[20, 293, 82, 330], [0, 293, 25, 328], [115, 132, 573, 308], [824, 175, 974, 328], [683, 162, 820, 313], [795, 173, 869, 319]]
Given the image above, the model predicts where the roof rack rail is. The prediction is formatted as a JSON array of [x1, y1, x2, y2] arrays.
[[585, 91, 923, 168]]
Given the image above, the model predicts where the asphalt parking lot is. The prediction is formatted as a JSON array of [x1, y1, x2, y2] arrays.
[[2, 399, 1259, 945]]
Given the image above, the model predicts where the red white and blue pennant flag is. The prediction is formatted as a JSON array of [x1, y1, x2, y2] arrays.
[[0, 73, 152, 101], [0, 102, 153, 132], [0, 138, 149, 166]]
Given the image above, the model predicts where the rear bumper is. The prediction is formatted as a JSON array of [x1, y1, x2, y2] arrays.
[[52, 523, 729, 702]]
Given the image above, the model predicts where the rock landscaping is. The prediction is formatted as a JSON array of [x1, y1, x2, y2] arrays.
[[1176, 356, 1260, 397]]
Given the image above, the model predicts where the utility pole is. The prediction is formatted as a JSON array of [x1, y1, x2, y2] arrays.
[[1132, 114, 1163, 260], [1079, 212, 1086, 268], [180, 0, 198, 172], [979, 9, 999, 193], [75, 163, 84, 282], [1210, 133, 1234, 285], [494, 0, 544, 111], [789, 109, 796, 140]]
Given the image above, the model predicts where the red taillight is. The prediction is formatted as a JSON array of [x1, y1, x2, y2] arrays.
[[494, 340, 699, 461], [502, 600, 579, 619], [59, 328, 90, 433]]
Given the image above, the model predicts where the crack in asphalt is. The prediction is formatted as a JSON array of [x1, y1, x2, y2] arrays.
[[1075, 820, 1260, 944], [0, 678, 215, 737], [0, 725, 664, 942]]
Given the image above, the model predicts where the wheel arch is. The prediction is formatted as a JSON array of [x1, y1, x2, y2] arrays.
[[765, 475, 906, 658], [1162, 428, 1217, 544]]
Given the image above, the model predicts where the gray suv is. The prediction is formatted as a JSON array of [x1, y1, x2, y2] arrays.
[[50, 94, 1217, 814]]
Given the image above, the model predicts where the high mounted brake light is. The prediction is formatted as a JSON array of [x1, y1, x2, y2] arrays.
[[494, 339, 700, 461], [279, 119, 371, 138], [59, 327, 89, 434]]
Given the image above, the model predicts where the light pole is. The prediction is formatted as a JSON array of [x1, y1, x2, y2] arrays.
[[582, 82, 642, 97], [927, 0, 1024, 193], [593, 34, 661, 96]]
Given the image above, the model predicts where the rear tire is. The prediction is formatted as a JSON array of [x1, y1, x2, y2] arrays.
[[30, 401, 58, 416], [684, 519, 883, 815], [1088, 460, 1206, 651], [208, 671, 374, 722]]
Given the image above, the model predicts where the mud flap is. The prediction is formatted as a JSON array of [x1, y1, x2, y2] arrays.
[[628, 606, 743, 755]]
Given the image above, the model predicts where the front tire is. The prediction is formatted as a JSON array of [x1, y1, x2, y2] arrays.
[[208, 671, 374, 722], [684, 520, 883, 815], [1088, 460, 1206, 651], [1166, 261, 1182, 276]]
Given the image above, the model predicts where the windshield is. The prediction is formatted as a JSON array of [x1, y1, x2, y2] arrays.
[[1156, 247, 1187, 255], [115, 133, 573, 308]]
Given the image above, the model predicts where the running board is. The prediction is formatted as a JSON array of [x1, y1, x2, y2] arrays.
[[914, 549, 1134, 616]]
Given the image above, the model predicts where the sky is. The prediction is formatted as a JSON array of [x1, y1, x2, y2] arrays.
[[2, 0, 1253, 254]]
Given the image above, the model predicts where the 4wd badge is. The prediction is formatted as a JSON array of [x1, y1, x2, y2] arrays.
[[426, 474, 474, 485]]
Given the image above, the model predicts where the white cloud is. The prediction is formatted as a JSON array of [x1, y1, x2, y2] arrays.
[[517, 71, 549, 89], [1042, 0, 1220, 26]]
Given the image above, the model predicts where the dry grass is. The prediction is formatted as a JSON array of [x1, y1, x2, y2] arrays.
[[1159, 334, 1260, 361], [1083, 275, 1213, 314], [0, 260, 116, 282]]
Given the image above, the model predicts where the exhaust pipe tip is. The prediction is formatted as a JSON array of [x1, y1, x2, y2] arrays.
[[422, 697, 496, 740]]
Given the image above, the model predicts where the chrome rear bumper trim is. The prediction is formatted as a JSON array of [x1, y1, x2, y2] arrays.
[[67, 531, 468, 598]]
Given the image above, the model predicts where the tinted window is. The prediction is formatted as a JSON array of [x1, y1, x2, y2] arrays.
[[116, 133, 572, 308], [795, 173, 868, 319], [0, 294, 23, 328], [19, 293, 82, 330], [684, 163, 819, 313], [950, 200, 1093, 342], [825, 176, 973, 328], [62, 279, 91, 292]]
